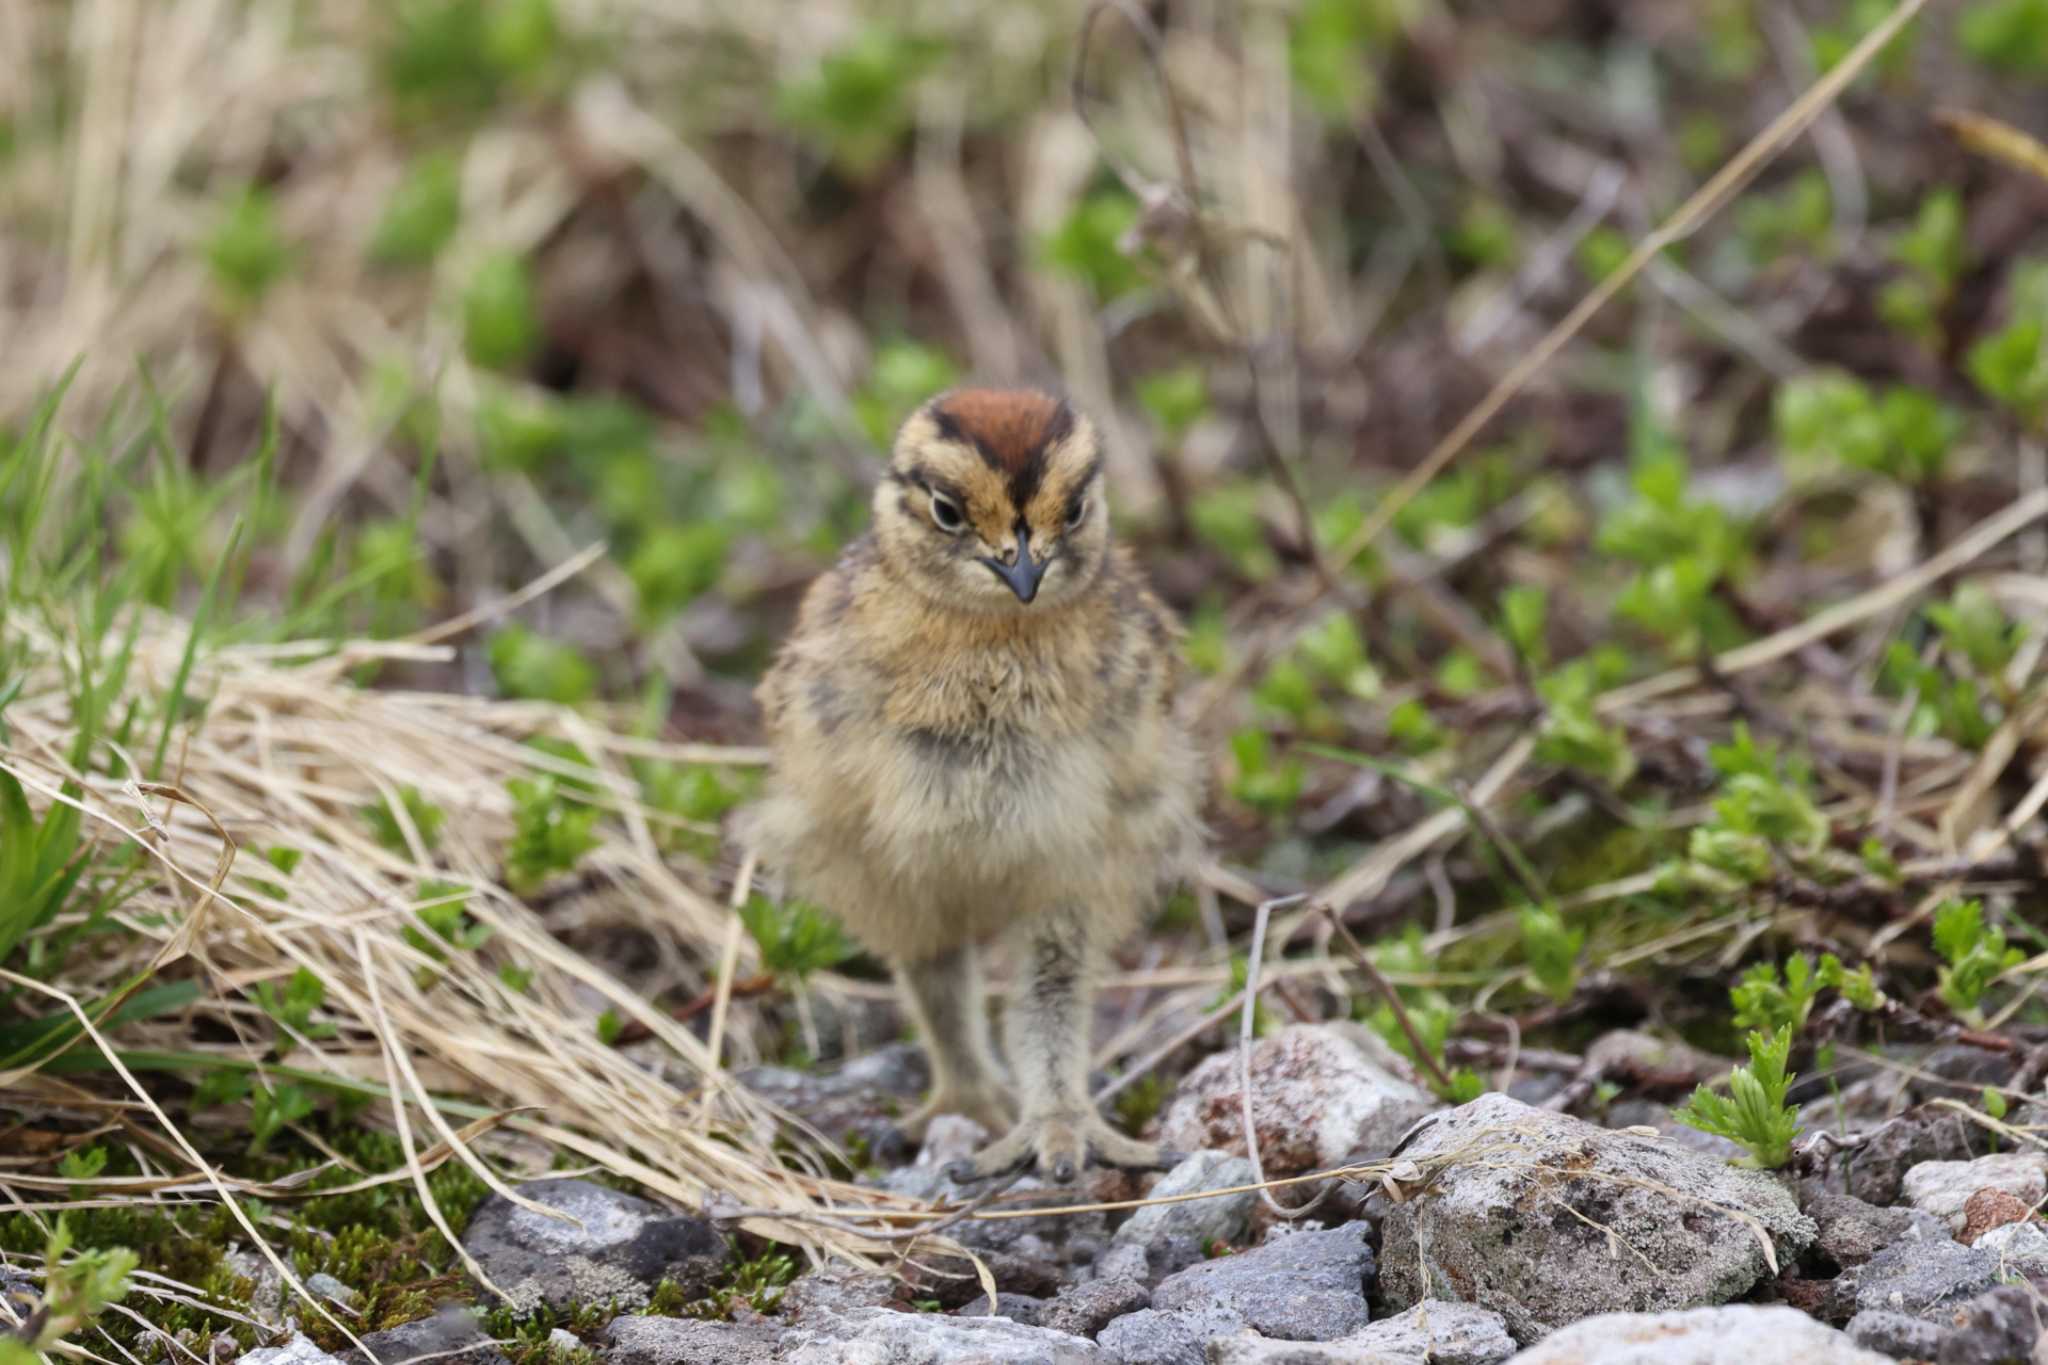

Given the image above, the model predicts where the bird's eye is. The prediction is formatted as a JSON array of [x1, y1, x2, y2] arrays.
[[929, 492, 965, 533], [1065, 496, 1089, 531]]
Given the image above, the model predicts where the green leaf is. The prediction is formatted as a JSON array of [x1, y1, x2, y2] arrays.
[[1675, 1024, 1802, 1167], [206, 188, 292, 307], [369, 150, 463, 266], [488, 624, 596, 704], [504, 776, 599, 894], [628, 524, 730, 623], [1135, 367, 1211, 442], [1040, 190, 1145, 301], [463, 251, 541, 370], [1499, 585, 1548, 670], [1926, 582, 2025, 681], [738, 894, 857, 982]]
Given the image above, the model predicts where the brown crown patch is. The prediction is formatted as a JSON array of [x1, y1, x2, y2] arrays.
[[930, 389, 1073, 477]]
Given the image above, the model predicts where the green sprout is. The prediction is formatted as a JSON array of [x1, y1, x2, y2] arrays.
[[1933, 898, 2022, 1024], [1675, 1024, 1802, 1168], [737, 894, 855, 983]]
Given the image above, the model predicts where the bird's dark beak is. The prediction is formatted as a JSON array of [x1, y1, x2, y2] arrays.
[[980, 527, 1045, 604]]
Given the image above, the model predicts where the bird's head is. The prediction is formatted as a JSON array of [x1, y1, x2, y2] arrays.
[[872, 388, 1109, 611]]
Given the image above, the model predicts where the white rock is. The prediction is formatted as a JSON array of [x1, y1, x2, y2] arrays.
[[1378, 1094, 1815, 1343], [778, 1307, 1106, 1363], [1113, 1149, 1256, 1251], [1901, 1151, 2048, 1233], [1974, 1219, 2048, 1276], [1209, 1299, 1516, 1363], [239, 1336, 343, 1365], [1157, 1023, 1436, 1175], [1503, 1306, 1892, 1364]]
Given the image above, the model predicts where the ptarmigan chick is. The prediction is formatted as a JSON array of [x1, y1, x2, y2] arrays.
[[746, 388, 1202, 1182]]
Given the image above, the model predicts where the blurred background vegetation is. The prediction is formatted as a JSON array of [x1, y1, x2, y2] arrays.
[[6, 0, 2048, 1352]]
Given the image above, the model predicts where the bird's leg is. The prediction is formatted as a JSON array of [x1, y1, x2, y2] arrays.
[[948, 907, 1179, 1184], [895, 943, 1014, 1138]]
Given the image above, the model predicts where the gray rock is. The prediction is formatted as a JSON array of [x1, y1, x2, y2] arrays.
[[740, 1041, 930, 1164], [1151, 1225, 1372, 1341], [1843, 1239, 2000, 1321], [345, 1306, 508, 1365], [778, 1306, 1108, 1363], [775, 1267, 901, 1321], [1973, 1219, 2048, 1276], [1099, 1242, 1154, 1283], [222, 1249, 285, 1324], [1115, 1152, 1259, 1255], [1159, 1024, 1436, 1175], [1206, 1300, 1515, 1364], [544, 1328, 580, 1356], [303, 1274, 356, 1307], [602, 1315, 777, 1365], [1039, 1275, 1152, 1338], [956, 1292, 1049, 1325], [1902, 1152, 2048, 1234], [1377, 1093, 1814, 1344], [1844, 1311, 1944, 1361], [878, 1120, 1112, 1265], [1908, 1044, 2019, 1105], [1098, 1307, 1250, 1365], [1847, 1108, 1985, 1207], [1501, 1306, 1892, 1363], [240, 1336, 342, 1365], [1801, 1183, 1949, 1270], [461, 1178, 726, 1312], [1936, 1285, 2048, 1365]]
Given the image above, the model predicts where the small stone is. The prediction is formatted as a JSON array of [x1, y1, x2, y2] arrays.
[[738, 1041, 929, 1165], [1157, 1023, 1436, 1175], [1095, 1306, 1248, 1365], [1844, 1310, 1944, 1361], [1959, 1187, 2032, 1245], [775, 1267, 901, 1320], [1902, 1152, 2048, 1233], [302, 1274, 356, 1306], [1936, 1285, 2047, 1365], [1149, 1224, 1372, 1341], [222, 1249, 285, 1324], [1845, 1239, 2000, 1322], [777, 1305, 1108, 1363], [1113, 1151, 1258, 1254], [1800, 1183, 1950, 1271], [1208, 1299, 1516, 1364], [1501, 1306, 1892, 1364], [344, 1306, 508, 1365], [1377, 1093, 1815, 1343], [1847, 1108, 1985, 1207], [1037, 1275, 1151, 1338], [1097, 1242, 1152, 1283], [1973, 1219, 2048, 1276], [460, 1179, 726, 1313], [955, 1292, 1048, 1325], [239, 1335, 343, 1365], [914, 1114, 988, 1170], [1908, 1044, 2019, 1105], [544, 1329, 579, 1356], [601, 1315, 778, 1365]]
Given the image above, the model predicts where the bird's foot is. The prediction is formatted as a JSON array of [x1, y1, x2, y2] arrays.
[[944, 1112, 1184, 1185]]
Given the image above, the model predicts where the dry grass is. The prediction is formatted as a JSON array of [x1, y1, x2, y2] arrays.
[[1, 593, 942, 1315]]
